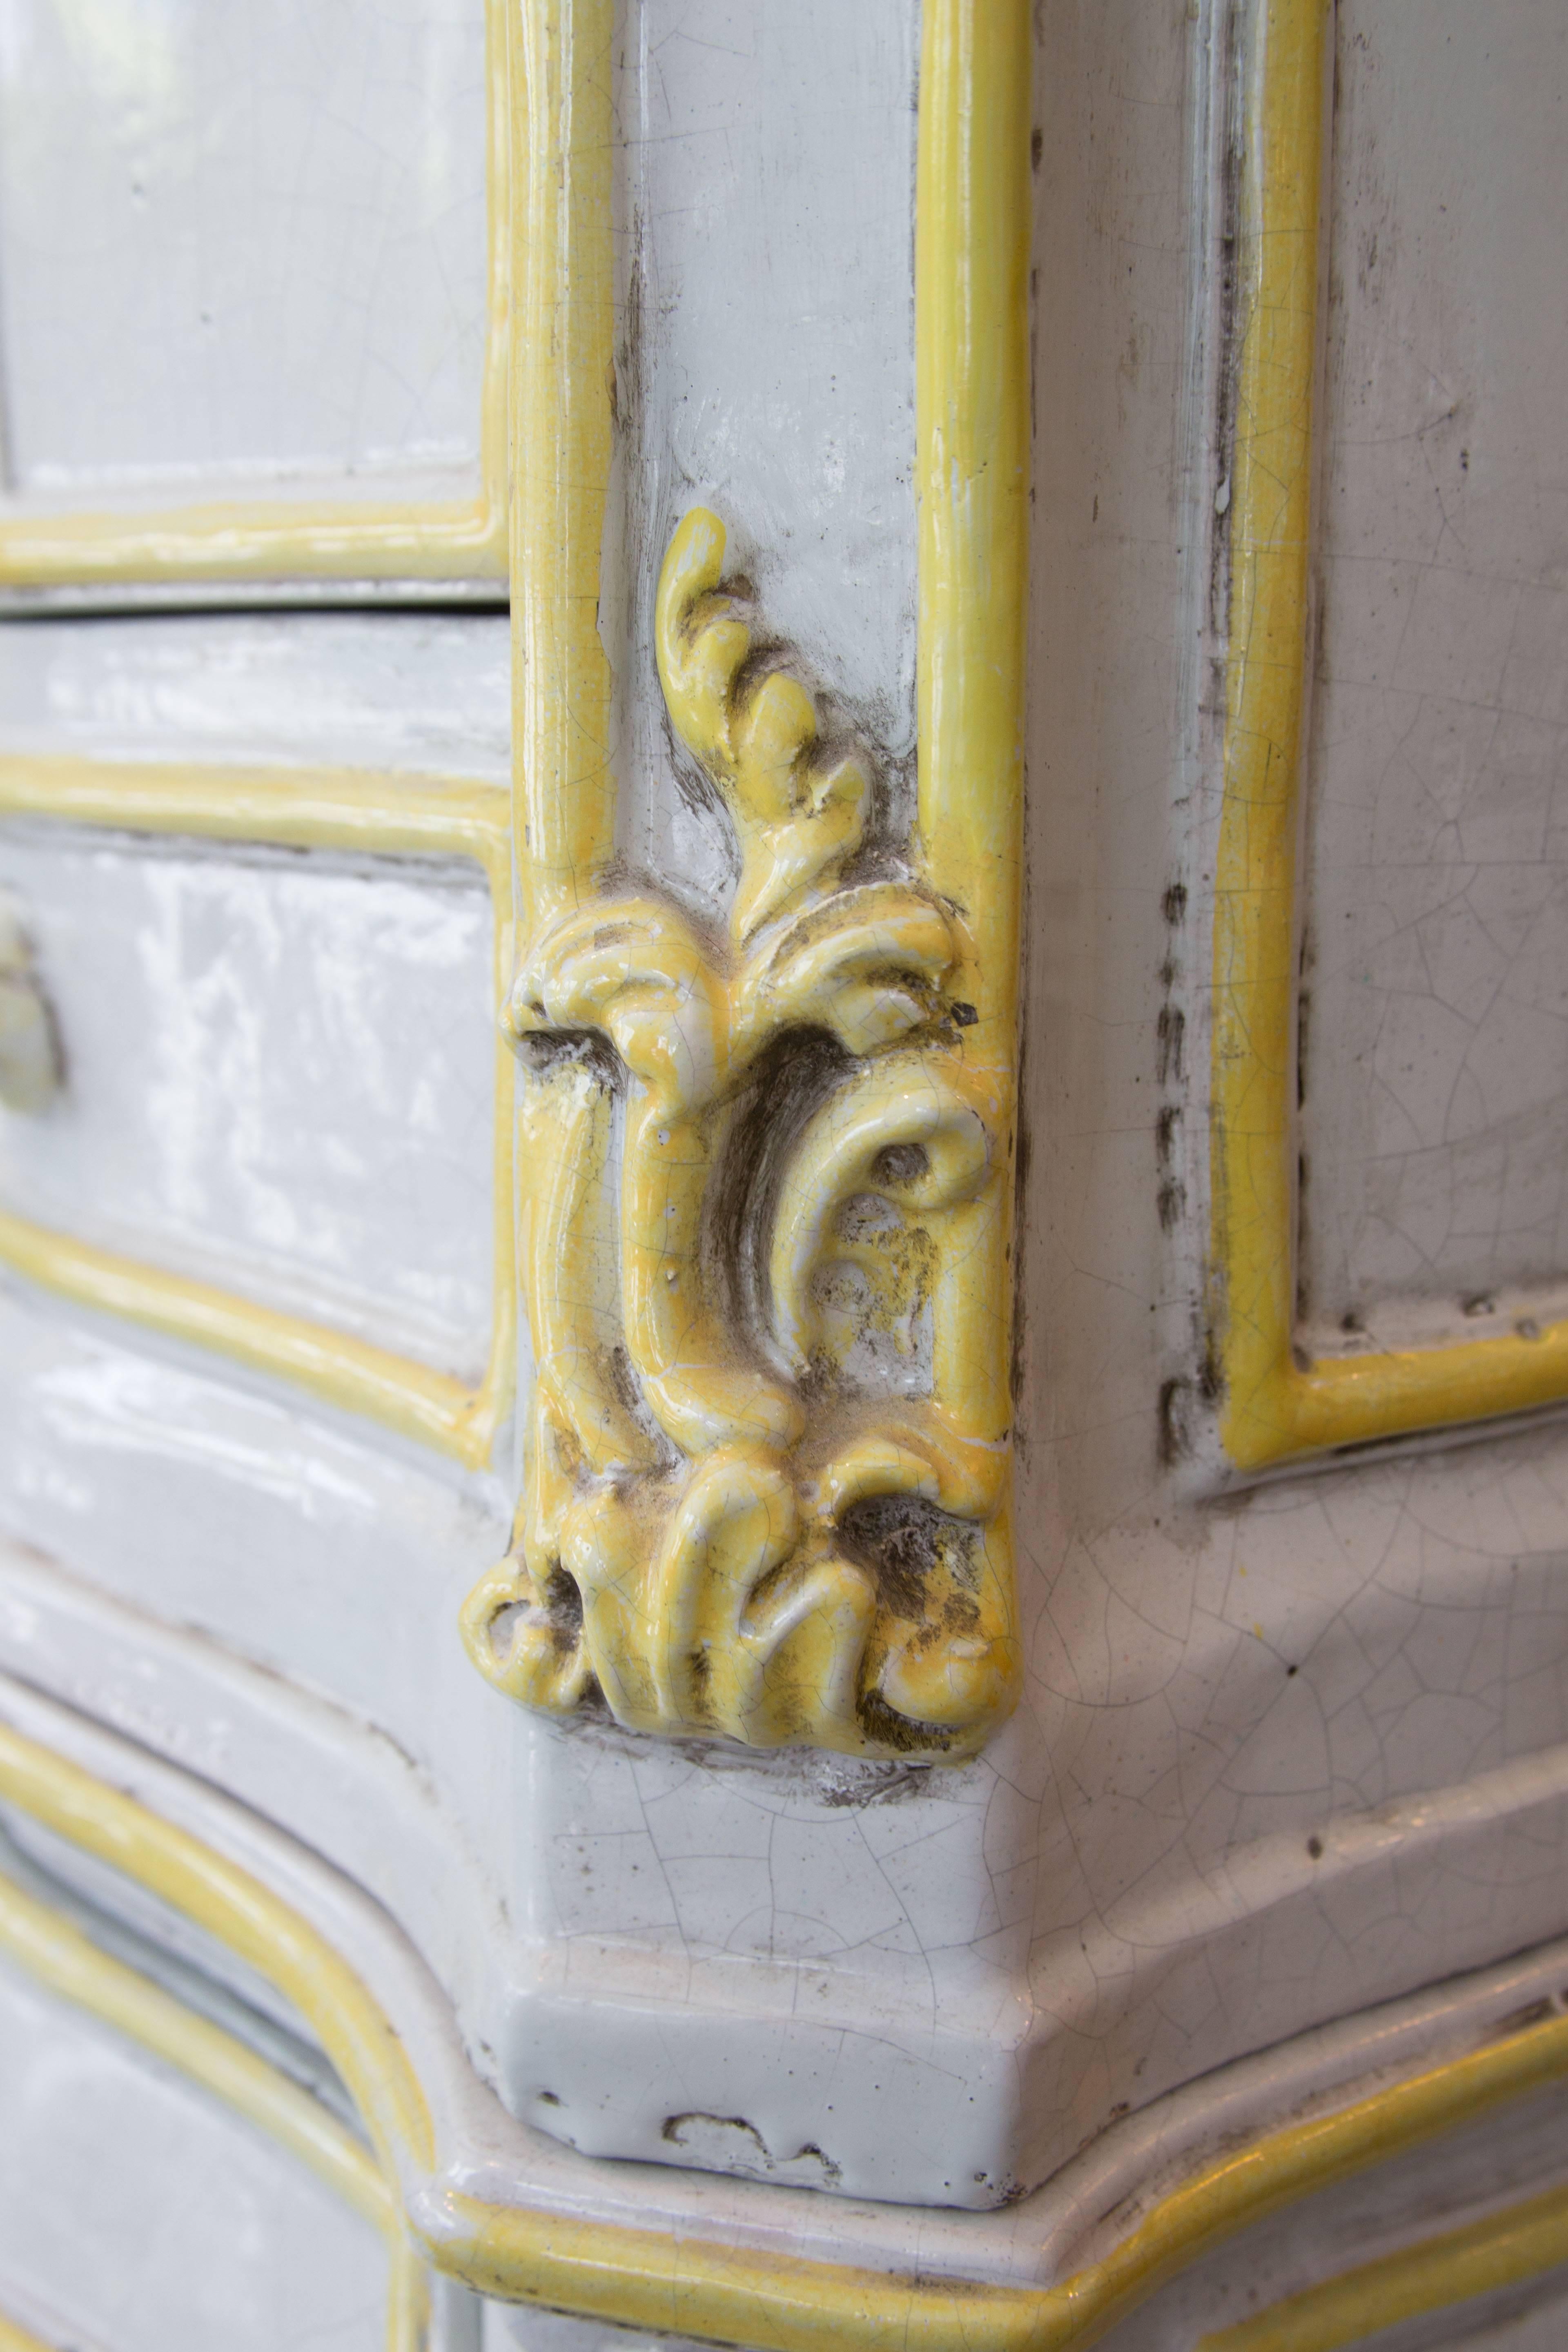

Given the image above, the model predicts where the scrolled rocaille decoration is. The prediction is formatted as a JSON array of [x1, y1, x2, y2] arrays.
[[461, 511, 1018, 1759]]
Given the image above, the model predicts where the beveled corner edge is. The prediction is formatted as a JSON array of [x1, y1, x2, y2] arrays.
[[3, 1693, 1568, 2350]]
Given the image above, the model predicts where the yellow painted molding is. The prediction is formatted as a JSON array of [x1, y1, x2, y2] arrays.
[[917, 0, 1031, 1060], [0, 759, 513, 879], [0, 1212, 499, 1467], [1198, 2178, 1568, 2350], [508, 0, 617, 939], [468, 0, 1031, 1761], [5, 1712, 1568, 2348], [915, 0, 1031, 1464], [0, 759, 516, 1468], [1209, 0, 1568, 1469], [0, 0, 509, 588]]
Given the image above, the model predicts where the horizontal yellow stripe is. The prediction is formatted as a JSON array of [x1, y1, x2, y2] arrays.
[[0, 757, 512, 883], [0, 496, 506, 589], [1249, 1322, 1568, 1468], [0, 1209, 499, 1466]]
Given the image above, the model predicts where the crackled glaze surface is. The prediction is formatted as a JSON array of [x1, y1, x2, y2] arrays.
[[1301, 0, 1568, 1344], [464, 507, 1019, 1759], [0, 0, 488, 499], [0, 0, 1566, 2341]]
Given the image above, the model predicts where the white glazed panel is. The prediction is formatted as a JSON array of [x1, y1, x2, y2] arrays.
[[0, 1940, 387, 2352], [611, 0, 918, 925], [1300, 0, 1568, 1345], [0, 828, 498, 1376], [0, 612, 512, 778], [3, 0, 1568, 2241], [0, 0, 488, 508]]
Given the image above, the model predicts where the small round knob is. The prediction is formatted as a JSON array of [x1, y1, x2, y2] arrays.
[[0, 901, 61, 1114]]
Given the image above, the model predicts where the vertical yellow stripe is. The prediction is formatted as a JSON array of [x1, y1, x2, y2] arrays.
[[915, 0, 1033, 1450], [1212, 0, 1326, 1465], [510, 0, 619, 937]]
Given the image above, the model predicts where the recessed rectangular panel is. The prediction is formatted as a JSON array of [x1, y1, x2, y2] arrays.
[[1300, 0, 1568, 1346], [0, 830, 497, 1378], [0, 0, 489, 508]]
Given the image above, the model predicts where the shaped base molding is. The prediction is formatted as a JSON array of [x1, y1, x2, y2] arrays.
[[15, 1491, 1568, 2220], [7, 1666, 1568, 2349]]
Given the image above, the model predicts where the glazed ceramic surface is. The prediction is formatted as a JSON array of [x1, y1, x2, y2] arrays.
[[0, 0, 489, 500], [0, 1, 1565, 2348]]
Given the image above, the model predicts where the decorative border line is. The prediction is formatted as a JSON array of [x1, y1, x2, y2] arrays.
[[1211, 0, 1568, 1469], [0, 759, 516, 1468], [0, 0, 509, 588], [6, 5, 1559, 2345], [2, 1710, 1568, 2351], [508, 0, 616, 941], [915, 0, 1029, 1456]]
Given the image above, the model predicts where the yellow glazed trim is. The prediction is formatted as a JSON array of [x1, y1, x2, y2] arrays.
[[1210, 0, 1568, 1468], [1198, 2178, 1568, 2350], [465, 0, 1031, 1761], [508, 0, 617, 937], [916, 0, 1031, 1461], [0, 0, 509, 587], [6, 1711, 1568, 2348], [468, 510, 1020, 1756], [0, 759, 516, 1468], [0, 1852, 428, 2352]]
